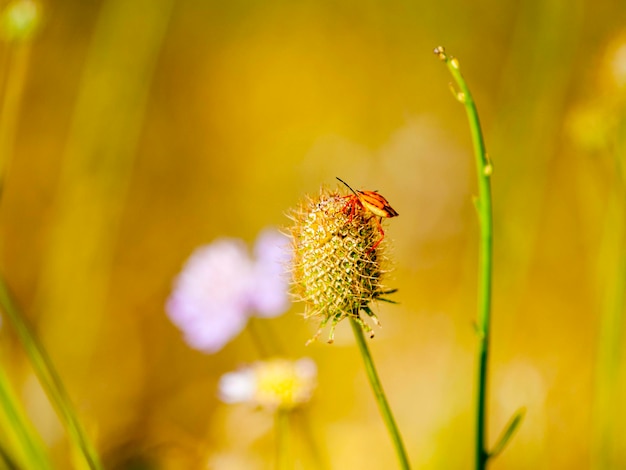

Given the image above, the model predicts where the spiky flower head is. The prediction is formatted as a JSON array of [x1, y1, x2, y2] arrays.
[[288, 186, 395, 343]]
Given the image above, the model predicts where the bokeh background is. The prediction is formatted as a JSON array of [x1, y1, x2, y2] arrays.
[[1, 0, 626, 468]]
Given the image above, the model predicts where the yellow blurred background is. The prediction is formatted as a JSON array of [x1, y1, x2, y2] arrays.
[[1, 0, 626, 468]]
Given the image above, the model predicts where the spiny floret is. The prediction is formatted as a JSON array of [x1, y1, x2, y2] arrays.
[[288, 189, 390, 343]]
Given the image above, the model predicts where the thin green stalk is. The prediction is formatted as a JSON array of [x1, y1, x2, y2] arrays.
[[0, 0, 42, 214], [0, 36, 30, 201], [246, 317, 328, 470], [0, 364, 51, 469], [246, 317, 271, 358], [0, 3, 100, 467], [435, 47, 493, 469], [275, 409, 290, 470], [0, 277, 102, 469], [247, 317, 286, 358], [350, 316, 410, 470], [592, 112, 626, 469], [293, 408, 329, 470]]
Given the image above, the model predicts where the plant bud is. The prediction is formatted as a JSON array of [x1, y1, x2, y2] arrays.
[[289, 189, 392, 343]]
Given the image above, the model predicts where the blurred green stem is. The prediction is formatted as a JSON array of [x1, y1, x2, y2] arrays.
[[0, 277, 103, 469], [0, 444, 18, 470], [34, 0, 174, 431], [246, 317, 271, 358], [248, 319, 327, 468], [350, 315, 410, 470], [435, 47, 493, 469], [0, 6, 52, 469], [593, 113, 626, 468], [247, 317, 285, 358], [275, 409, 290, 470], [0, 35, 30, 200], [294, 408, 329, 470], [0, 363, 51, 469]]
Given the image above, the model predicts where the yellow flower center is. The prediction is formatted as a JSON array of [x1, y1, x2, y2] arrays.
[[254, 359, 315, 410]]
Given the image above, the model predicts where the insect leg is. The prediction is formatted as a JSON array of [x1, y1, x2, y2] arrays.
[[369, 217, 385, 252]]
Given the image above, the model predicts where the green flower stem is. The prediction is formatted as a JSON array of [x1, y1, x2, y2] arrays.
[[275, 409, 290, 470], [294, 408, 329, 470], [0, 31, 31, 201], [435, 47, 493, 469], [0, 277, 103, 469], [350, 316, 410, 470], [247, 317, 285, 358], [246, 317, 271, 358], [0, 5, 52, 467], [592, 114, 626, 468], [248, 320, 326, 468], [0, 364, 51, 469]]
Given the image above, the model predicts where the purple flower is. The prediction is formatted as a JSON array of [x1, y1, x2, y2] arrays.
[[166, 228, 291, 353]]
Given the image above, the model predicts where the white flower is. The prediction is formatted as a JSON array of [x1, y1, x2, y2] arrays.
[[218, 358, 317, 411]]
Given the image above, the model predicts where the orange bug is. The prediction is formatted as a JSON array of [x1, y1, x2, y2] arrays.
[[336, 177, 399, 251]]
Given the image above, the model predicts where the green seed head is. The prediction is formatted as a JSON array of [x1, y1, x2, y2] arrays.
[[288, 189, 392, 343]]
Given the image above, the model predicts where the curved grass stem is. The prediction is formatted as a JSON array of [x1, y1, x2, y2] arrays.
[[0, 277, 103, 469], [435, 46, 494, 469], [350, 316, 410, 470], [592, 112, 626, 469], [0, 364, 51, 469]]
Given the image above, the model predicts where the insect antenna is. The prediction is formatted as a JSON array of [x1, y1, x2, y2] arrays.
[[336, 177, 359, 197]]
